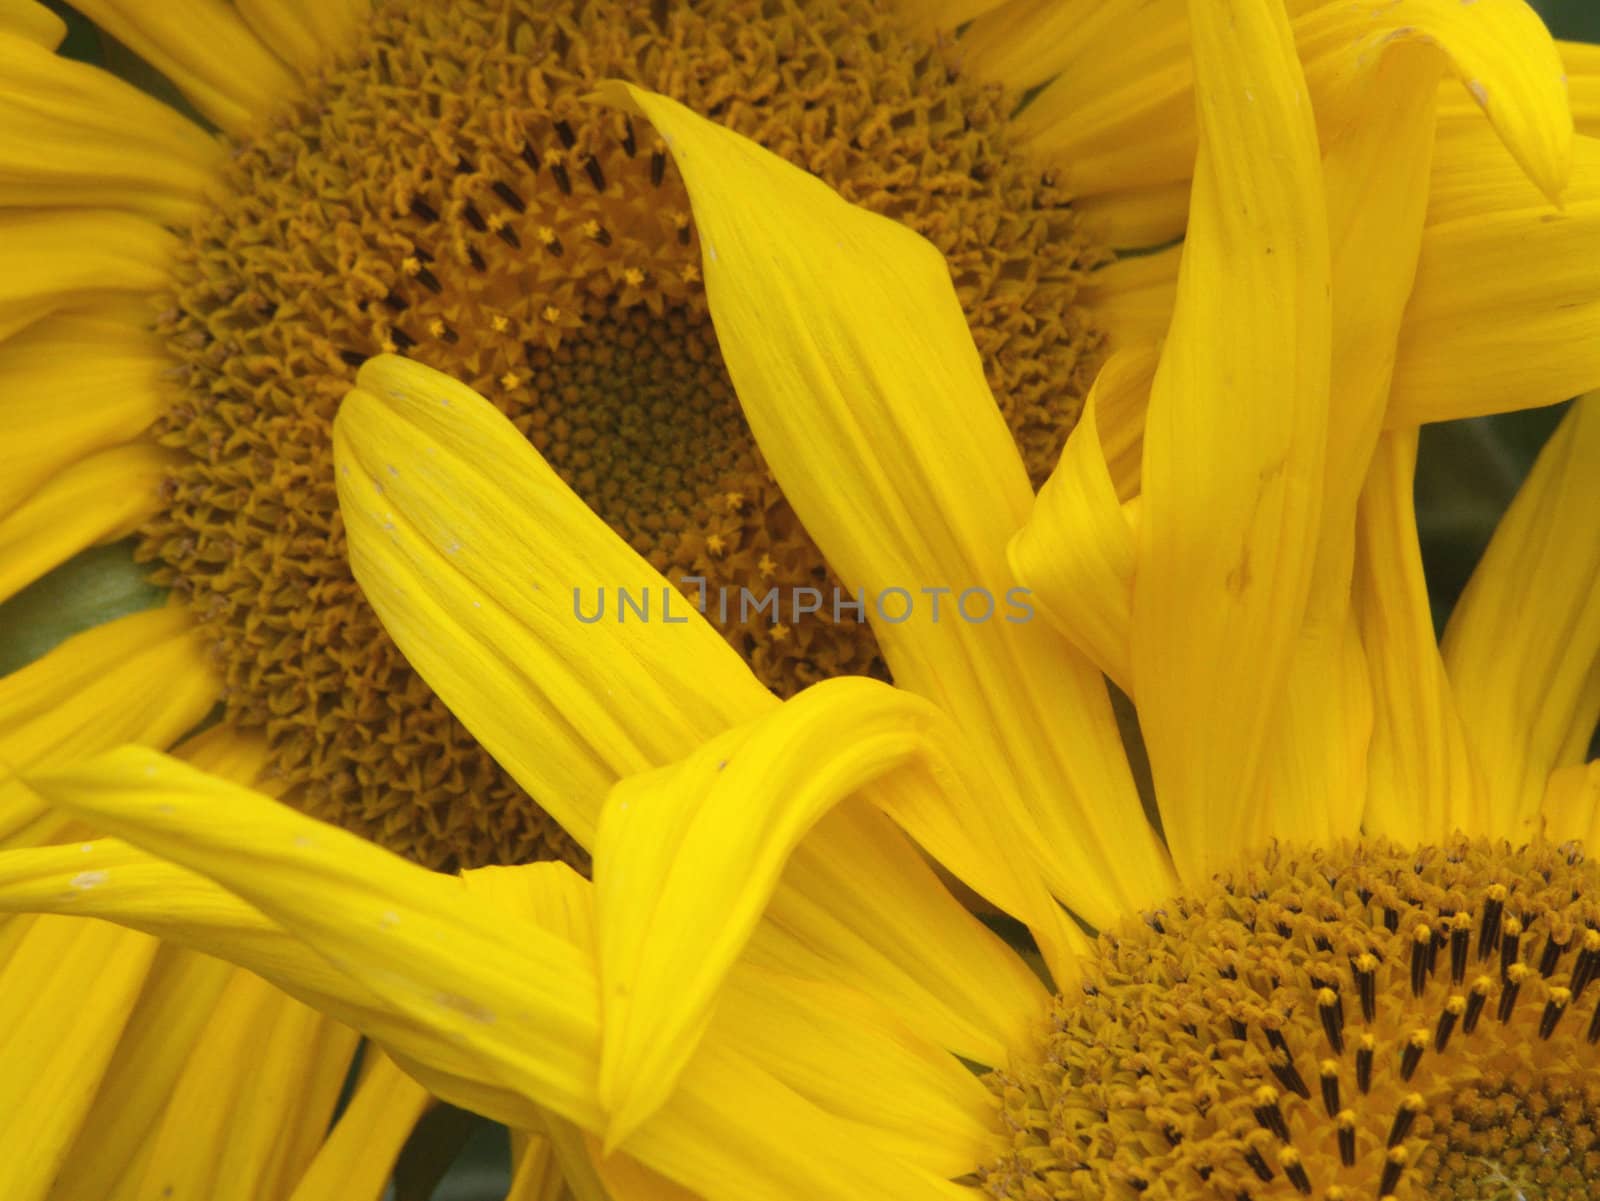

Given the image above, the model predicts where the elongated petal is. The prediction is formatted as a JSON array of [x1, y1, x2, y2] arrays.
[[1131, 0, 1329, 884], [1077, 248, 1182, 353], [1355, 432, 1488, 846], [0, 305, 169, 515], [1076, 183, 1190, 253], [0, 915, 157, 1200], [0, 209, 173, 343], [594, 676, 1070, 1148], [0, 33, 220, 221], [235, 0, 368, 76], [43, 946, 232, 1200], [22, 751, 972, 1201], [336, 359, 1078, 1072], [1389, 131, 1600, 426], [1542, 761, 1600, 846], [1255, 42, 1442, 846], [481, 861, 990, 1182], [603, 80, 1175, 925], [0, 605, 217, 847], [1008, 352, 1154, 690], [1442, 396, 1600, 838], [0, 1, 64, 47], [712, 967, 991, 1178], [0, 442, 175, 605], [66, 0, 297, 134], [335, 354, 766, 850], [286, 1051, 431, 1201], [1565, 41, 1600, 137]]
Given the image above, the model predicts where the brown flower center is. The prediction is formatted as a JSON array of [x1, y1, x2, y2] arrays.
[[983, 839, 1600, 1201], [141, 0, 1104, 870]]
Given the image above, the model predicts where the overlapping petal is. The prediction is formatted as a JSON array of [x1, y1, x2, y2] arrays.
[[19, 748, 972, 1201], [1130, 0, 1329, 883], [593, 675, 1076, 1147], [335, 355, 1043, 1072], [602, 80, 1176, 926]]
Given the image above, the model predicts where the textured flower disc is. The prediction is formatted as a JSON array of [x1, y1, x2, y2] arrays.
[[138, 0, 1104, 870], [983, 840, 1600, 1201]]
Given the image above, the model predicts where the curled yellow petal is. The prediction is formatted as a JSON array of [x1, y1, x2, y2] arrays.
[[1008, 352, 1155, 691], [1390, 132, 1600, 426], [593, 675, 1071, 1149], [0, 305, 169, 516], [1130, 0, 1330, 886], [601, 79, 1175, 926]]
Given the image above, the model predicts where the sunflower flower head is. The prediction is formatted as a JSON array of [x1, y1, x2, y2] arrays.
[[3, 0, 1105, 875]]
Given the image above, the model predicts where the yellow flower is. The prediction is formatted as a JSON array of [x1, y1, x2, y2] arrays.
[[3, 1, 1600, 1199]]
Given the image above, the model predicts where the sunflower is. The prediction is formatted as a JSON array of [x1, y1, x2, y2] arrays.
[[4, 0, 1599, 1198]]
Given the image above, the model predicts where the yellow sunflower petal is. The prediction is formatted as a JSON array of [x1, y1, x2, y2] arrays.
[[43, 945, 231, 1200], [1076, 182, 1190, 253], [0, 305, 169, 515], [112, 967, 358, 1201], [1022, 0, 1571, 203], [21, 752, 971, 1201], [603, 80, 1176, 926], [593, 675, 1066, 1149], [956, 0, 1109, 93], [1298, 0, 1570, 202], [1565, 40, 1600, 137], [1255, 41, 1443, 847], [1541, 760, 1600, 846], [0, 1, 64, 48], [0, 605, 217, 848], [1389, 132, 1600, 426], [1077, 247, 1181, 353], [711, 966, 992, 1179], [336, 354, 1074, 1076], [286, 1050, 431, 1201], [334, 354, 767, 849], [0, 33, 220, 221], [1442, 395, 1600, 838], [0, 209, 174, 343], [24, 748, 606, 1127], [234, 0, 368, 77], [1130, 0, 1329, 884], [0, 915, 157, 1199], [1007, 353, 1152, 690], [890, 0, 1009, 39], [0, 442, 175, 606], [66, 0, 298, 134], [1009, 6, 1196, 197], [1354, 430, 1486, 843]]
